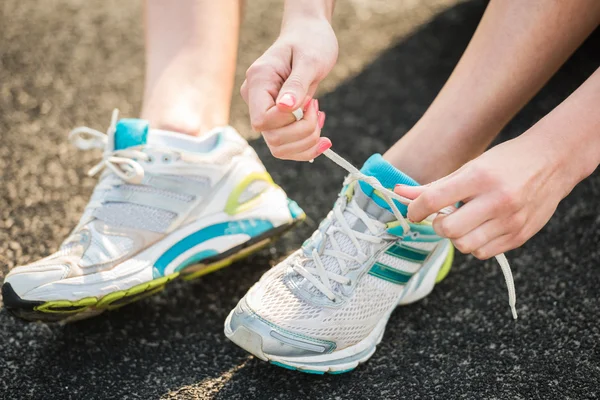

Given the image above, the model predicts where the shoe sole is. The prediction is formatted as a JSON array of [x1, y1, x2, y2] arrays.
[[2, 213, 305, 323], [224, 241, 454, 375]]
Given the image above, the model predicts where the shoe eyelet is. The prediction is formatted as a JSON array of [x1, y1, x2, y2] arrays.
[[146, 155, 155, 163], [162, 155, 172, 163], [411, 232, 419, 239]]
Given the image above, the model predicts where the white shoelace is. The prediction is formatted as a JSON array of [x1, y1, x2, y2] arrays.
[[296, 149, 517, 320], [68, 109, 150, 186]]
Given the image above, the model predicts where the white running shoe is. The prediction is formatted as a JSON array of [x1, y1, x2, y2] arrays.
[[226, 149, 518, 375], [225, 153, 457, 374], [2, 110, 304, 322]]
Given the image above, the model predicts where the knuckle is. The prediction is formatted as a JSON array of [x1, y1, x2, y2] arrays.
[[251, 116, 267, 132], [294, 50, 319, 66], [270, 146, 283, 159], [285, 74, 307, 92], [439, 219, 457, 239], [508, 211, 527, 230], [246, 62, 271, 79], [472, 249, 489, 260], [471, 165, 494, 185], [453, 238, 472, 254], [421, 191, 439, 212], [513, 230, 528, 247], [264, 132, 282, 147], [308, 131, 321, 146], [498, 188, 522, 211]]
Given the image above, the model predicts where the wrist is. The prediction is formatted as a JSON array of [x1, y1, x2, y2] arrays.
[[283, 0, 334, 25], [523, 123, 596, 197]]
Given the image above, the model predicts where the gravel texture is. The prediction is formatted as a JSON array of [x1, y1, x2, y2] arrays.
[[1, 0, 599, 399]]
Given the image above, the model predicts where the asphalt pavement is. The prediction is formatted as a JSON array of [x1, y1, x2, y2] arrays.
[[1, 0, 599, 399]]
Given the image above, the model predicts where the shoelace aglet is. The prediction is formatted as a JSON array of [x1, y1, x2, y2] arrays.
[[511, 304, 518, 320], [87, 162, 103, 177]]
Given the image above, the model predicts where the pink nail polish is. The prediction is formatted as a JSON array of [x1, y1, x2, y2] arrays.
[[317, 138, 332, 154], [318, 112, 326, 129], [278, 93, 296, 107]]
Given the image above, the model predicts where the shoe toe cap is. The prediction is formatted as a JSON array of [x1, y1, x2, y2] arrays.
[[225, 297, 336, 359], [4, 263, 69, 298]]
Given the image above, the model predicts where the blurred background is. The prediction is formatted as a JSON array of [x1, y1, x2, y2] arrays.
[[1, 0, 599, 399]]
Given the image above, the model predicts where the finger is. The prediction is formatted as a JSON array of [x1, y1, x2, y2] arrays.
[[450, 217, 512, 255], [262, 100, 320, 147], [471, 233, 515, 260], [258, 96, 317, 132], [431, 197, 494, 239], [247, 79, 280, 132], [407, 172, 478, 223], [393, 184, 427, 200], [269, 128, 321, 159], [280, 137, 332, 162], [276, 59, 319, 111]]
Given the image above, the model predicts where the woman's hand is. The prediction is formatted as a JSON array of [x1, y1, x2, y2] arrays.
[[394, 134, 579, 260], [241, 8, 338, 161]]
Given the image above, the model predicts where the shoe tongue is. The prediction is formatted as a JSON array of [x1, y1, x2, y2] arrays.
[[357, 154, 419, 216], [113, 119, 149, 150], [352, 184, 396, 224]]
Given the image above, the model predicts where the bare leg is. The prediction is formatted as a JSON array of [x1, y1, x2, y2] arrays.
[[141, 0, 242, 136], [384, 0, 600, 183]]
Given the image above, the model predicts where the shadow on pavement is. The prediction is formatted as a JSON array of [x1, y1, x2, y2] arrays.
[[1, 1, 599, 399]]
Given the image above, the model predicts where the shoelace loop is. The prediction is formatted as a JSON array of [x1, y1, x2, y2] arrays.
[[304, 149, 518, 320], [68, 109, 149, 184]]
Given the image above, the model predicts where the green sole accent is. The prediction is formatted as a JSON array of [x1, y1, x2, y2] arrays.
[[16, 216, 304, 323], [32, 273, 180, 315], [269, 360, 356, 375], [435, 244, 454, 283]]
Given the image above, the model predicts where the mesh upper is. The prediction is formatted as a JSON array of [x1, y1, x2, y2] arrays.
[[246, 184, 443, 349], [93, 203, 176, 233]]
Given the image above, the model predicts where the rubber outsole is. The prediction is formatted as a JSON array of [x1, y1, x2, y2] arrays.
[[2, 215, 304, 323]]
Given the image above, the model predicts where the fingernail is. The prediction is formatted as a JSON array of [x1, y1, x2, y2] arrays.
[[278, 93, 296, 107], [314, 99, 319, 112], [395, 184, 407, 189], [318, 112, 326, 129], [317, 138, 332, 154]]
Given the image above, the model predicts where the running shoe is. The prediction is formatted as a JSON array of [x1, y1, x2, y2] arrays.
[[2, 110, 304, 322], [225, 151, 516, 374]]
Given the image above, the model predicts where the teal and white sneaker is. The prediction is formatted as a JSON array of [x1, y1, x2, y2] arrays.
[[225, 154, 455, 374], [2, 110, 304, 322]]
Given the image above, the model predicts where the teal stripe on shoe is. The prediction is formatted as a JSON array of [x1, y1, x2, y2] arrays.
[[174, 249, 219, 272], [154, 219, 273, 275], [368, 262, 413, 285], [385, 243, 429, 263]]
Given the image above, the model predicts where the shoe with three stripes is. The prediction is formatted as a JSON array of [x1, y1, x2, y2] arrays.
[[2, 110, 304, 322], [225, 154, 453, 374]]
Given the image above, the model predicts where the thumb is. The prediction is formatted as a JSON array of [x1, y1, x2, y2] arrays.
[[276, 60, 318, 111]]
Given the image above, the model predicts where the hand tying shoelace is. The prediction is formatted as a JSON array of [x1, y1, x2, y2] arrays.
[[317, 148, 518, 320]]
